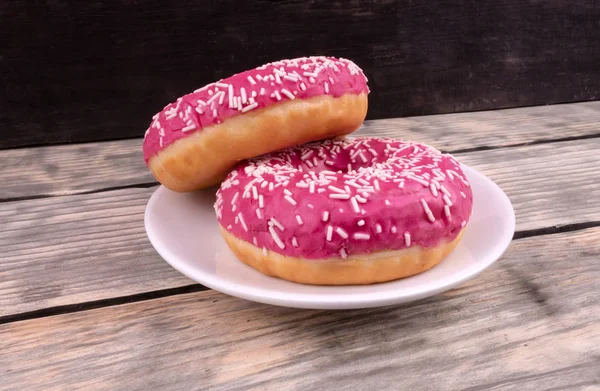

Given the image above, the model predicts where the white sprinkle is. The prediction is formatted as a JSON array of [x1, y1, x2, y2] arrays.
[[247, 75, 257, 85], [218, 91, 225, 105], [232, 205, 237, 212], [328, 185, 346, 194], [252, 186, 258, 200], [241, 102, 259, 112], [284, 189, 293, 196], [373, 180, 380, 191], [385, 200, 391, 206], [259, 195, 264, 208], [408, 175, 429, 187], [269, 226, 285, 249], [318, 188, 326, 193], [461, 220, 467, 227], [326, 226, 333, 241], [281, 88, 295, 100], [336, 227, 349, 239], [181, 124, 195, 133], [430, 183, 439, 197], [355, 195, 367, 203], [309, 77, 316, 84], [212, 108, 217, 117], [256, 209, 263, 219], [275, 73, 282, 84], [325, 160, 335, 166], [263, 247, 268, 256], [420, 199, 436, 223], [207, 90, 223, 105], [357, 220, 365, 226], [239, 87, 247, 104], [404, 232, 411, 246], [440, 185, 451, 197], [322, 211, 329, 222], [285, 195, 297, 205], [295, 215, 304, 225], [269, 183, 274, 191], [344, 181, 360, 189], [350, 197, 361, 213], [398, 181, 405, 189], [227, 225, 232, 230], [340, 248, 348, 259], [368, 148, 378, 156], [461, 191, 467, 198], [238, 213, 248, 232], [376, 224, 382, 233], [303, 71, 318, 78], [296, 182, 309, 188], [253, 237, 258, 246], [270, 217, 285, 231], [339, 208, 344, 213], [308, 204, 314, 209], [324, 81, 329, 93], [301, 150, 314, 160], [300, 82, 307, 91], [228, 85, 234, 107], [283, 74, 298, 82], [309, 182, 315, 194], [259, 87, 266, 95], [195, 107, 204, 115], [330, 193, 351, 200], [292, 237, 298, 247], [359, 152, 368, 163], [231, 192, 240, 205], [443, 195, 453, 206], [444, 205, 452, 220], [391, 226, 397, 234], [215, 82, 228, 88], [274, 90, 282, 101], [353, 233, 370, 240]]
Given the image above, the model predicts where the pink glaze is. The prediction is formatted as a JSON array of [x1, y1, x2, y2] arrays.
[[142, 56, 369, 163], [214, 137, 473, 261]]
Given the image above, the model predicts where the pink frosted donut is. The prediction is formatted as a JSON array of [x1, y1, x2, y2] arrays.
[[143, 56, 369, 192], [215, 136, 473, 285]]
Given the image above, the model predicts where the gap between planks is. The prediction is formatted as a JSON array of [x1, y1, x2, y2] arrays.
[[1, 221, 599, 326], [2, 138, 600, 319], [1, 101, 600, 201], [0, 227, 598, 390]]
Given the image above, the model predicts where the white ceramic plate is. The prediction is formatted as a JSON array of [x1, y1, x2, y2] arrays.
[[144, 164, 515, 309]]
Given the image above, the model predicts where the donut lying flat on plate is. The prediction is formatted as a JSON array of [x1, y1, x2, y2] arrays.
[[214, 137, 473, 285], [143, 56, 369, 192]]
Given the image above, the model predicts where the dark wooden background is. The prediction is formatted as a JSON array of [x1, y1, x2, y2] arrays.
[[2, 0, 599, 149]]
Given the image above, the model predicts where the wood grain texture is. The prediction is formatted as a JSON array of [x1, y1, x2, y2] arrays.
[[2, 101, 600, 200], [2, 139, 600, 318], [1, 228, 599, 391], [2, 1, 600, 147]]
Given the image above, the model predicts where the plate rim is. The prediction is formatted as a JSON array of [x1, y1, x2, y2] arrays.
[[144, 164, 516, 309]]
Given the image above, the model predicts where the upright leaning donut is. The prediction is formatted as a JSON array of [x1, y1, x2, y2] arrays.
[[143, 56, 369, 192], [214, 137, 473, 285]]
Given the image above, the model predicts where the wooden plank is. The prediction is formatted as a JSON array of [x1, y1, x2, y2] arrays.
[[2, 101, 600, 200], [2, 138, 599, 318], [2, 1, 600, 148], [1, 228, 598, 391]]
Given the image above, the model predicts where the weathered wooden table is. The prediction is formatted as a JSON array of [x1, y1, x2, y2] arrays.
[[1, 102, 599, 390]]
